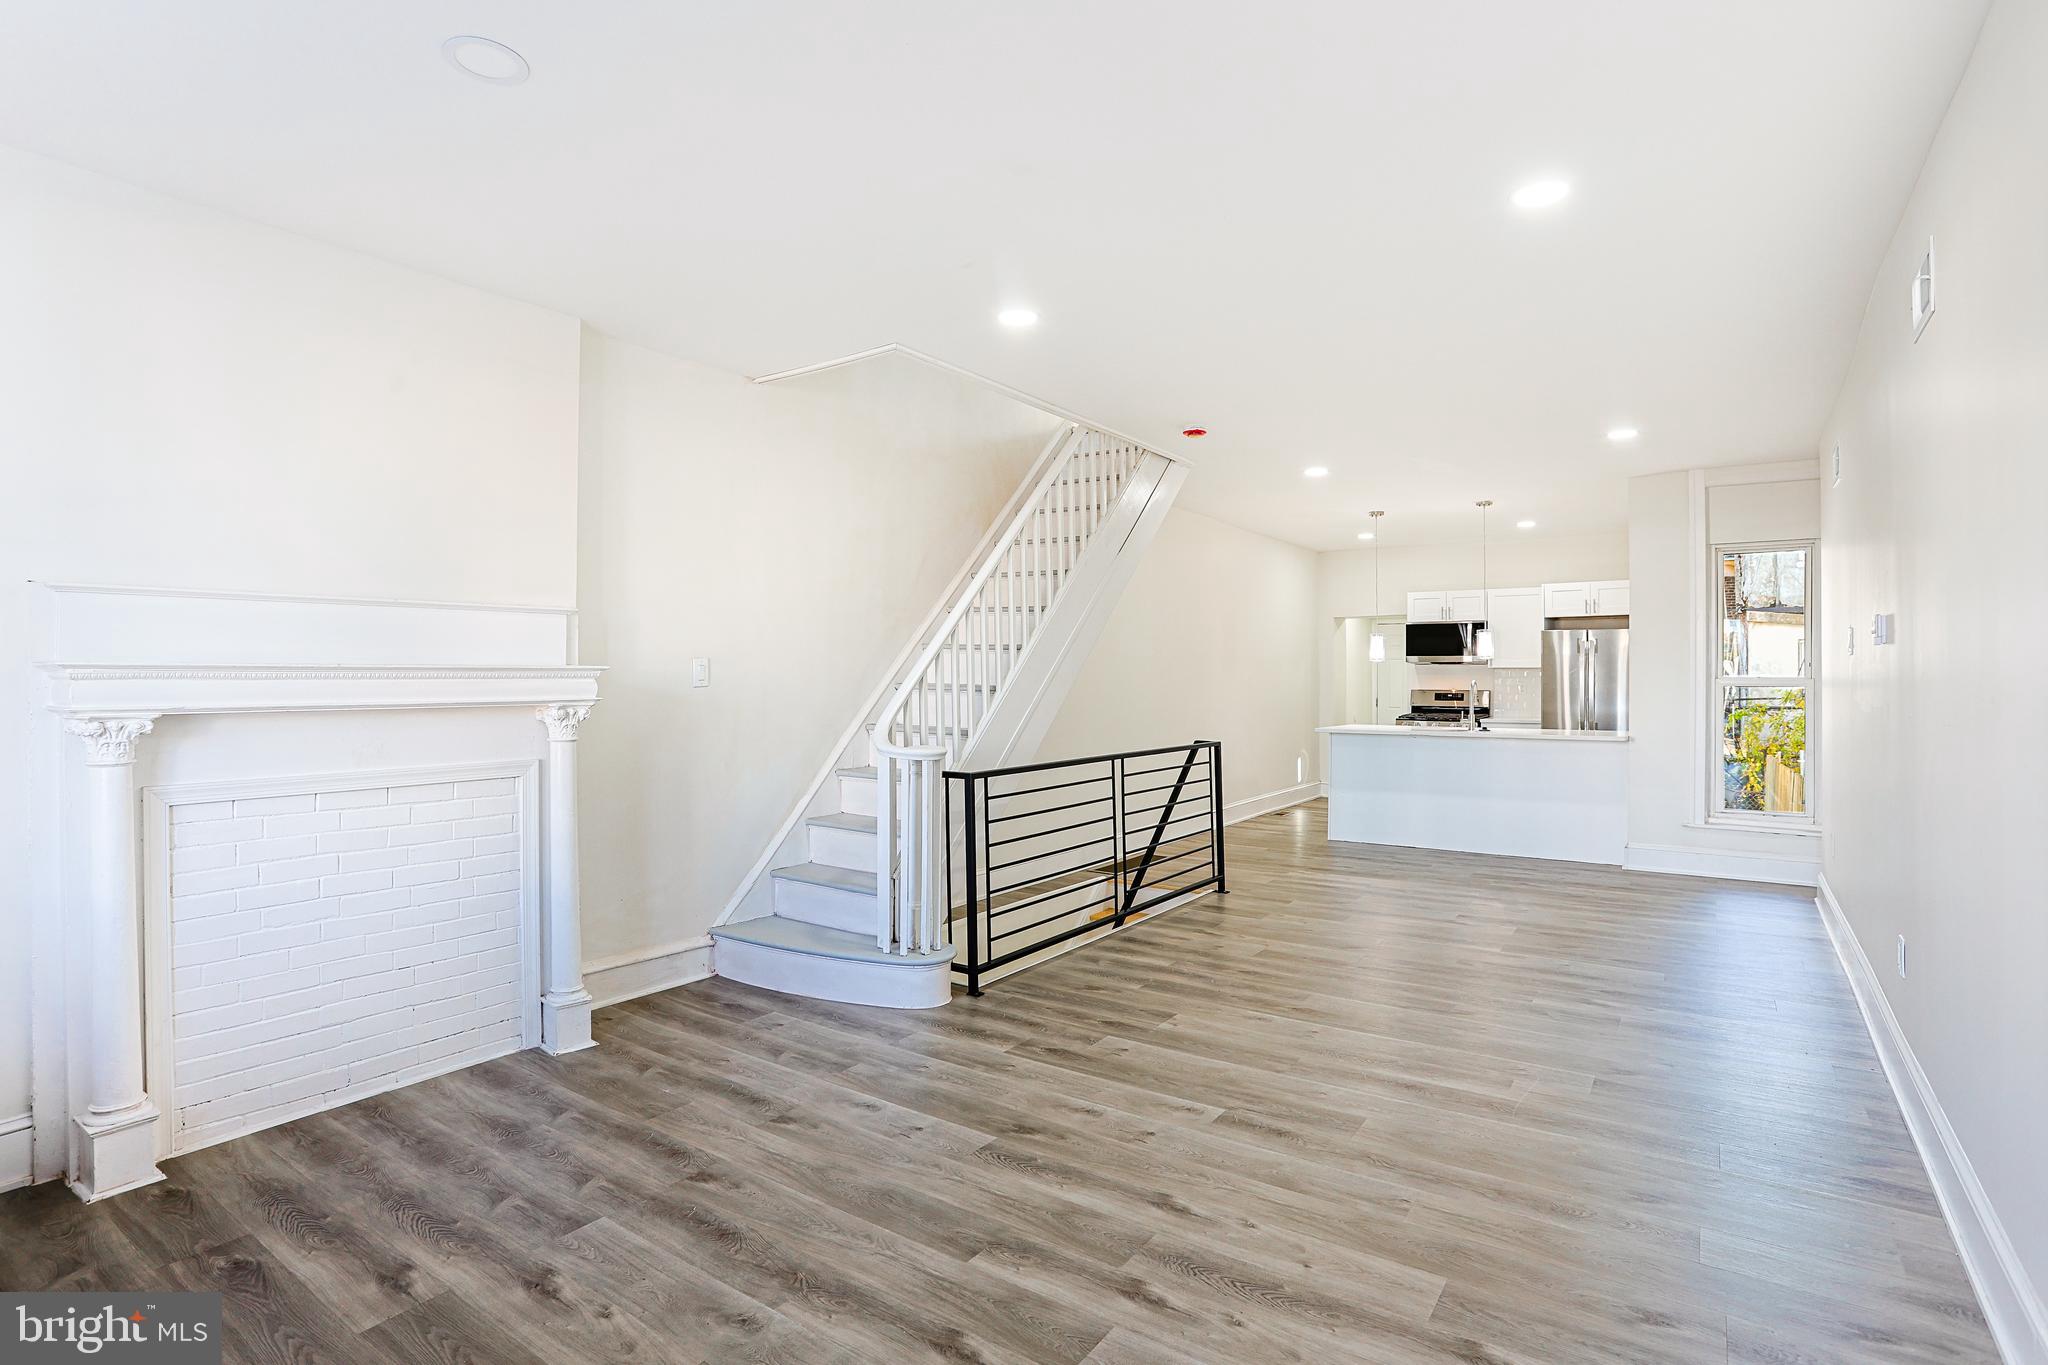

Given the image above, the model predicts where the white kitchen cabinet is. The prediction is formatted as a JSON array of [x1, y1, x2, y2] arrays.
[[1543, 582, 1589, 615], [1446, 588, 1488, 621], [1484, 587, 1545, 668], [1591, 580, 1631, 614], [1542, 579, 1631, 617], [1409, 589, 1491, 622]]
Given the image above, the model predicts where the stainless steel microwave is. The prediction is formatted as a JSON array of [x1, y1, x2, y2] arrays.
[[1405, 620, 1485, 664]]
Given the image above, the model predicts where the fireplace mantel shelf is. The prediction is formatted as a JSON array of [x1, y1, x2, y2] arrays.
[[39, 662, 605, 717]]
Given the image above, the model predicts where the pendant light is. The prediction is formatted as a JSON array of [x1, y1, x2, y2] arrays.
[[1474, 500, 1496, 661], [1366, 511, 1388, 662]]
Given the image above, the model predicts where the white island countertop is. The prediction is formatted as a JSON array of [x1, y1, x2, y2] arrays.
[[1317, 724, 1629, 743]]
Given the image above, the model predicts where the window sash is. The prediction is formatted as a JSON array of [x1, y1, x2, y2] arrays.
[[1708, 538, 1816, 825]]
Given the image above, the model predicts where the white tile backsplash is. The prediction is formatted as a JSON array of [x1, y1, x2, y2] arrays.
[[1411, 664, 1541, 722], [1488, 668, 1541, 722]]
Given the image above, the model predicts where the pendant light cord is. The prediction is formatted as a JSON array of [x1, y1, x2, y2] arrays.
[[1476, 500, 1492, 616]]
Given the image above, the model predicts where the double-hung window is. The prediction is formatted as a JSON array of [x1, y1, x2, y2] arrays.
[[1712, 542, 1815, 822]]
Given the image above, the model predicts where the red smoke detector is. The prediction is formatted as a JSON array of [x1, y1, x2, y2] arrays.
[[1180, 427, 1208, 438]]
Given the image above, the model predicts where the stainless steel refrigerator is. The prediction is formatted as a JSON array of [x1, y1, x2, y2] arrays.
[[1541, 627, 1629, 732]]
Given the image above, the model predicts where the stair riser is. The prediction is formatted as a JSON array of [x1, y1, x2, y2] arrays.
[[714, 936, 951, 1009], [838, 773, 877, 817], [808, 822, 873, 871], [772, 875, 879, 935]]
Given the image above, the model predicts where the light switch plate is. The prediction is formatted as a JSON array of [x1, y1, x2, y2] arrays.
[[1872, 613, 1895, 646], [691, 657, 710, 688], [1911, 238, 1936, 340]]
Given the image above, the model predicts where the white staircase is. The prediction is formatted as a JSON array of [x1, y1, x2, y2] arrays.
[[711, 425, 1185, 1007]]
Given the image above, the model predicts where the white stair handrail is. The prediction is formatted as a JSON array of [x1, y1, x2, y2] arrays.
[[871, 424, 1165, 953]]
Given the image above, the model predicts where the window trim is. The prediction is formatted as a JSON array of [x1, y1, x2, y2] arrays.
[[1706, 537, 1818, 829]]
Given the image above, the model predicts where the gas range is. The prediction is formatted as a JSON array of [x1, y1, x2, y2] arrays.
[[1393, 687, 1491, 728]]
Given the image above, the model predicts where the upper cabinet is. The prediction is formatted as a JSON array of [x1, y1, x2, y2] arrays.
[[1445, 588, 1488, 621], [1406, 591, 1447, 622], [1484, 587, 1545, 668], [1542, 579, 1630, 617], [1407, 589, 1490, 622]]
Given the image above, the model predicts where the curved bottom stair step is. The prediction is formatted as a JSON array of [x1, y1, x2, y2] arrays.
[[710, 915, 955, 1010]]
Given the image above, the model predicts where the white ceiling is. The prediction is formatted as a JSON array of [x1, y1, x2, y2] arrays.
[[0, 1, 1988, 548]]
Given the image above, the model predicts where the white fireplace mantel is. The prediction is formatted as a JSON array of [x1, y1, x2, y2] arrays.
[[41, 662, 604, 716], [29, 585, 607, 1201]]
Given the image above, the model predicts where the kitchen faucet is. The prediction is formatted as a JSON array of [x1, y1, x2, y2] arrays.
[[1465, 678, 1485, 730]]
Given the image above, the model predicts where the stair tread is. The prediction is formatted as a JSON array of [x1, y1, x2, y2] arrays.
[[770, 860, 876, 894], [807, 811, 877, 834], [835, 765, 877, 781], [712, 915, 952, 965]]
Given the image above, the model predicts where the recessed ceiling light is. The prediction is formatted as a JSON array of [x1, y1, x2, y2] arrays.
[[443, 35, 530, 85], [1606, 426, 1640, 442], [1303, 466, 1330, 478], [1356, 531, 1375, 541], [997, 307, 1039, 328], [1511, 178, 1571, 211], [1517, 519, 1537, 530]]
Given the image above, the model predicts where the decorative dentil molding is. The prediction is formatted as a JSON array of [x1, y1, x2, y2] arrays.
[[537, 703, 594, 742], [64, 716, 157, 765]]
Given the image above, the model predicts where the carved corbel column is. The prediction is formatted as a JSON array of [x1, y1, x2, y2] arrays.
[[62, 715, 165, 1200], [535, 704, 596, 1054]]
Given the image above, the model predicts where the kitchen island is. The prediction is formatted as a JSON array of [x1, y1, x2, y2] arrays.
[[1318, 724, 1629, 864]]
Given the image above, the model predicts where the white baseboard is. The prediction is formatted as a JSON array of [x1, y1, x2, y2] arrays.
[[1623, 840, 1819, 886], [0, 1112, 30, 1193], [1225, 781, 1322, 826], [584, 936, 714, 1009], [1816, 873, 2048, 1364], [174, 1036, 524, 1159]]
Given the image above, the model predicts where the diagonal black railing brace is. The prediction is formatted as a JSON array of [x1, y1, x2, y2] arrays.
[[1118, 742, 1201, 922]]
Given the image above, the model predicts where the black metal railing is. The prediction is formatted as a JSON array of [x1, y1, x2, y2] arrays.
[[945, 741, 1225, 995]]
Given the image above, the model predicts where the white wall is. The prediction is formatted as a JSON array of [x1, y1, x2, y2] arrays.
[[0, 146, 581, 1184], [1818, 0, 2048, 1342], [1038, 508, 1321, 814], [1623, 465, 1823, 883], [573, 336, 1062, 963]]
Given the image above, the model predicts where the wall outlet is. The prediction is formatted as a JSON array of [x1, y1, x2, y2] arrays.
[[691, 657, 710, 688], [1897, 934, 1907, 979]]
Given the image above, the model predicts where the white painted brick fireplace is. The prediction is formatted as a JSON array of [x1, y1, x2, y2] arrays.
[[158, 771, 537, 1150], [26, 583, 604, 1200]]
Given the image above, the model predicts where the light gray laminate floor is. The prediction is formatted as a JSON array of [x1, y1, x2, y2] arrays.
[[0, 802, 1996, 1362]]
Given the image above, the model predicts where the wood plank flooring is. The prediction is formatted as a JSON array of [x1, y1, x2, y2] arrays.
[[0, 801, 1996, 1362]]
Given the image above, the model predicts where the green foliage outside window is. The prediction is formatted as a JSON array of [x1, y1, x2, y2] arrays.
[[1725, 690, 1806, 803]]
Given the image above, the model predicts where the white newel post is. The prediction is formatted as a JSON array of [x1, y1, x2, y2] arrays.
[[63, 715, 166, 1201], [536, 703, 596, 1054]]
